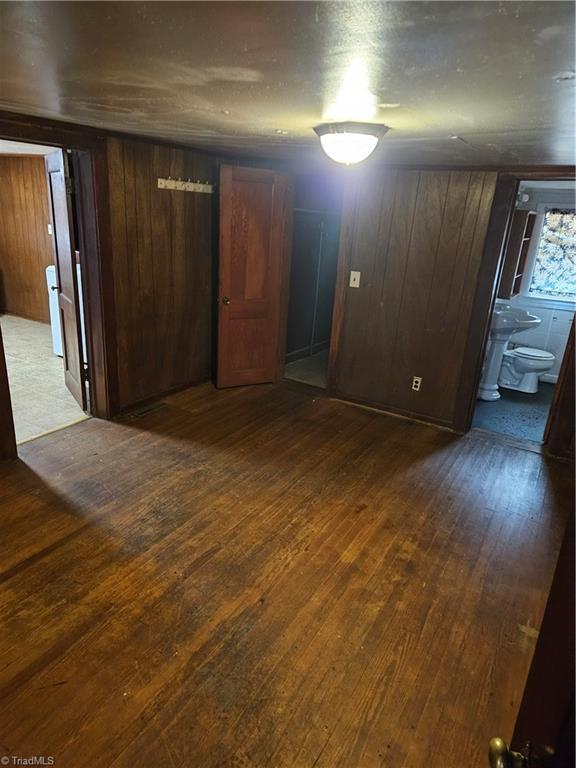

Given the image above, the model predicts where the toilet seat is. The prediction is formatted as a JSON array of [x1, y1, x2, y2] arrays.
[[510, 346, 554, 361]]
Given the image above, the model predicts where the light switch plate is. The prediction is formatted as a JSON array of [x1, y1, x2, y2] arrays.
[[349, 270, 361, 288], [47, 223, 53, 235]]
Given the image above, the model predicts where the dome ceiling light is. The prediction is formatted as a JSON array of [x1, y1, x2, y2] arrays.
[[313, 121, 390, 165]]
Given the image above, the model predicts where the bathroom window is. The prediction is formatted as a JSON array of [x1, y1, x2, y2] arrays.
[[526, 208, 576, 300]]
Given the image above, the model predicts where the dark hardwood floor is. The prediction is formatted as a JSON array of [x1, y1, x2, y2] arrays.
[[0, 381, 572, 768]]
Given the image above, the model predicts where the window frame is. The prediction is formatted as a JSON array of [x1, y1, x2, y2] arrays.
[[519, 202, 576, 311]]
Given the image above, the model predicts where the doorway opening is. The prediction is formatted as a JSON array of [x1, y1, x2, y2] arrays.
[[284, 175, 342, 389], [0, 139, 90, 444], [472, 179, 575, 444]]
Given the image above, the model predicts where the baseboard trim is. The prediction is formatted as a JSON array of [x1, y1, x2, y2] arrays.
[[328, 392, 456, 433]]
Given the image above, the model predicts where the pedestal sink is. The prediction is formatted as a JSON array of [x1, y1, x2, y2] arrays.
[[477, 305, 541, 401]]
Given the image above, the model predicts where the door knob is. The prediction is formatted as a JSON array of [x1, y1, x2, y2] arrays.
[[489, 738, 527, 768], [221, 296, 231, 305], [50, 285, 59, 292]]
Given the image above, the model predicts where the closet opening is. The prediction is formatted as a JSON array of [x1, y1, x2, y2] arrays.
[[283, 175, 342, 389]]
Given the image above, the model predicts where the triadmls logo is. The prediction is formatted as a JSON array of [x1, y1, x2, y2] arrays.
[[1, 758, 55, 766]]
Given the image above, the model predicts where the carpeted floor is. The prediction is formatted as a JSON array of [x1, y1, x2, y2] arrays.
[[1, 314, 89, 443], [473, 381, 555, 443], [284, 350, 328, 389]]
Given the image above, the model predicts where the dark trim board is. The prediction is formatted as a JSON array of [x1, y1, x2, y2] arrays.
[[471, 428, 545, 456], [543, 320, 575, 461], [70, 149, 118, 418]]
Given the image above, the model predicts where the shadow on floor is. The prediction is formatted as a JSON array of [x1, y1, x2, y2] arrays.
[[473, 382, 555, 443]]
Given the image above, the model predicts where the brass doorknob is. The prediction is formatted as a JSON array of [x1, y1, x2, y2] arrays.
[[488, 738, 527, 768], [221, 296, 231, 305]]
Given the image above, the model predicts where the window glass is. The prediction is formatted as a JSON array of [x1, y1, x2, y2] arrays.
[[528, 208, 576, 299]]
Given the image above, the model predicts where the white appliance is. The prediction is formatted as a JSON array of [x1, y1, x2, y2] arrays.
[[46, 264, 87, 363]]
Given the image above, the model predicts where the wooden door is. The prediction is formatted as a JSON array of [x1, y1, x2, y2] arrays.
[[217, 165, 293, 387], [489, 512, 574, 767], [45, 150, 87, 409]]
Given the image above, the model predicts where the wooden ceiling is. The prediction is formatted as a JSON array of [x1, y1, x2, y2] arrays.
[[0, 1, 574, 167]]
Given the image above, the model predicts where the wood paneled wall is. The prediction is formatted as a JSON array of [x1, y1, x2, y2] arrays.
[[107, 138, 216, 408], [0, 155, 54, 322], [330, 170, 497, 427]]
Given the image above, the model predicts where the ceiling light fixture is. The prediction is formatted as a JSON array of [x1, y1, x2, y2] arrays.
[[313, 121, 390, 165]]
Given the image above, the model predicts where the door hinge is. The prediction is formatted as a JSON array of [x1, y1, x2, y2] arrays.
[[65, 176, 74, 195]]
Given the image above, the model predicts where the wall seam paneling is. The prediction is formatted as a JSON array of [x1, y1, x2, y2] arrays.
[[453, 174, 498, 374], [442, 173, 473, 319], [330, 169, 498, 427], [376, 170, 400, 308], [422, 171, 459, 327], [387, 172, 422, 397]]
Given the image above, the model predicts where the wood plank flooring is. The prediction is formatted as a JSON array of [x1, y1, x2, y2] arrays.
[[0, 381, 572, 768]]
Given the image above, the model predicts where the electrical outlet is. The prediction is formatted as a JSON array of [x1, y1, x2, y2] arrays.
[[47, 223, 53, 236], [412, 376, 422, 392], [349, 270, 361, 288]]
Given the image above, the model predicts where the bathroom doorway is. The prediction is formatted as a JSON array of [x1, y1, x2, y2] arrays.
[[472, 179, 575, 445], [0, 139, 90, 444], [284, 175, 342, 389]]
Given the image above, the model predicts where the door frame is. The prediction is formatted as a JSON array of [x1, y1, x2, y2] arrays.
[[543, 319, 575, 459], [0, 113, 117, 460], [452, 167, 576, 444]]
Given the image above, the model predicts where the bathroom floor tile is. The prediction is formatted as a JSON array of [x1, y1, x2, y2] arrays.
[[472, 382, 555, 443]]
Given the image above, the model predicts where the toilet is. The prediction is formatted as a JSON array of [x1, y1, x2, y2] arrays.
[[498, 346, 555, 394]]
